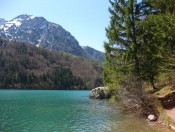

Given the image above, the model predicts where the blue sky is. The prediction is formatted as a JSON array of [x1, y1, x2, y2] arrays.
[[1, 0, 110, 52]]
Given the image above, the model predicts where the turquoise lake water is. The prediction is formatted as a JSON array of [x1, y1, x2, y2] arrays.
[[0, 90, 172, 132]]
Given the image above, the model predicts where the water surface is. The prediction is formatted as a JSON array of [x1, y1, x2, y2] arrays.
[[0, 90, 172, 132]]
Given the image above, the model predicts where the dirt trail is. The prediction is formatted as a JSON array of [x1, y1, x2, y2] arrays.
[[166, 107, 175, 121]]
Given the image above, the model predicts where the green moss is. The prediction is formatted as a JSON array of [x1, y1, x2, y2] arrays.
[[108, 95, 117, 103], [154, 85, 175, 96]]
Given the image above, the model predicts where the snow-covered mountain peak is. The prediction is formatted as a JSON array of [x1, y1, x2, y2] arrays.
[[0, 14, 38, 31], [0, 18, 22, 31], [14, 14, 35, 21], [0, 14, 104, 62], [0, 14, 84, 56], [8, 18, 22, 27]]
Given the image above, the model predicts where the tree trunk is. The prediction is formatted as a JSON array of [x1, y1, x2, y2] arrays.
[[151, 79, 157, 90]]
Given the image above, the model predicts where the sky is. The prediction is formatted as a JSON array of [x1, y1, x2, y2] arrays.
[[0, 0, 110, 52]]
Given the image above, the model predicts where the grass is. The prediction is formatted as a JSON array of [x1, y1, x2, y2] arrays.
[[147, 73, 175, 130], [146, 72, 175, 97], [154, 85, 175, 96], [159, 109, 175, 129]]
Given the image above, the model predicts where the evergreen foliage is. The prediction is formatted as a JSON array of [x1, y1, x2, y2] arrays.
[[104, 0, 175, 90], [103, 0, 175, 115], [103, 0, 143, 89]]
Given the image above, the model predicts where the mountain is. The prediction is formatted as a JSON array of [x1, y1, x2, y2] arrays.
[[82, 46, 104, 62], [0, 14, 104, 62], [0, 18, 6, 26], [0, 38, 103, 89], [0, 14, 86, 56]]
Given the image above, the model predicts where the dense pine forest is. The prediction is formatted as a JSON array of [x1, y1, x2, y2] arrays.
[[103, 0, 175, 116], [0, 39, 103, 89]]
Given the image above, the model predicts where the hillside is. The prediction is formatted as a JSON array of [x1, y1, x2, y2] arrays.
[[82, 46, 104, 63], [0, 38, 103, 90]]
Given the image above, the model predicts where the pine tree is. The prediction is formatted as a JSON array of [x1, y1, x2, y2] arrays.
[[138, 0, 175, 88], [103, 0, 144, 88]]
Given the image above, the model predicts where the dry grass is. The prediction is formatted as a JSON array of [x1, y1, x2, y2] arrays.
[[159, 109, 175, 130], [154, 85, 175, 97]]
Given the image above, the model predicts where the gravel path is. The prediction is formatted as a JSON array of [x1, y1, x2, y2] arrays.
[[166, 107, 175, 121]]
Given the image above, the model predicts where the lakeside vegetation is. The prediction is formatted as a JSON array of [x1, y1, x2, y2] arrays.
[[0, 39, 103, 89], [103, 0, 175, 118]]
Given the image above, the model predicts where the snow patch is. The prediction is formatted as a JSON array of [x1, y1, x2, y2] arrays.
[[27, 16, 35, 20], [27, 30, 32, 34], [0, 25, 4, 29], [40, 25, 46, 29], [51, 23, 58, 27], [36, 44, 40, 47], [81, 46, 86, 49], [47, 41, 51, 44], [30, 16, 35, 19], [11, 19, 22, 27], [4, 23, 13, 30], [5, 33, 12, 37], [1, 18, 22, 31]]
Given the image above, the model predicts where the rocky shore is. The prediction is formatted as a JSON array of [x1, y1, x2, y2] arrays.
[[89, 87, 111, 99]]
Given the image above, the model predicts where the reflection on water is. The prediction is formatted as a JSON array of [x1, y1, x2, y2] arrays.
[[0, 90, 172, 132]]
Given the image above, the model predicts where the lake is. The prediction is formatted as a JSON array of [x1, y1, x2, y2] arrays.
[[0, 90, 172, 132]]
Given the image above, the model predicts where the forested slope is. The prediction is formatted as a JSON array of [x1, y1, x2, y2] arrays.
[[0, 39, 103, 89]]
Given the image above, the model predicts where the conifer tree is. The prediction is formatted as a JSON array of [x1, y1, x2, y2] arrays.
[[103, 0, 143, 88], [104, 0, 175, 90], [138, 0, 175, 88]]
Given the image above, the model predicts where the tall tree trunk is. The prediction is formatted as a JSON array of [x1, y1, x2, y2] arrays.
[[150, 79, 156, 90]]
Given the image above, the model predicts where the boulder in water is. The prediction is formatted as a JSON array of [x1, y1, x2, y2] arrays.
[[89, 87, 110, 99]]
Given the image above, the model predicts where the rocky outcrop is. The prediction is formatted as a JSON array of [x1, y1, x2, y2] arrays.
[[89, 87, 111, 99]]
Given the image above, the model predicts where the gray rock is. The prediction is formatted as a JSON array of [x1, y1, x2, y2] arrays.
[[148, 114, 157, 121], [89, 87, 110, 99]]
